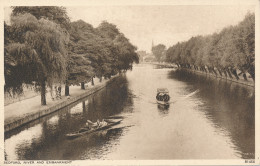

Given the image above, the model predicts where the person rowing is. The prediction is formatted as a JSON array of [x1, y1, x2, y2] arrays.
[[86, 119, 107, 129], [99, 119, 108, 127], [79, 120, 97, 132]]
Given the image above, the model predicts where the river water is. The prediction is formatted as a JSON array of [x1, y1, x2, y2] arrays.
[[5, 64, 255, 160]]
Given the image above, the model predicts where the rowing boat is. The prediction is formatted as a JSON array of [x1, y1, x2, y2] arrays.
[[66, 119, 122, 139]]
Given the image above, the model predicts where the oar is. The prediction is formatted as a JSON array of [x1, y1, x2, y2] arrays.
[[87, 120, 94, 124], [107, 115, 124, 119]]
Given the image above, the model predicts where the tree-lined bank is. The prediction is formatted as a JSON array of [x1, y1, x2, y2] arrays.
[[164, 13, 255, 82], [4, 7, 139, 105]]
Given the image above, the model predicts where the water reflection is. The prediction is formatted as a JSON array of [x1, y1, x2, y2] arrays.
[[169, 69, 255, 159], [5, 65, 255, 160], [5, 124, 43, 160], [66, 128, 125, 160], [5, 76, 133, 160], [157, 104, 170, 117]]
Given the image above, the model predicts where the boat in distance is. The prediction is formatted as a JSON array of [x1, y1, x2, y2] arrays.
[[156, 88, 170, 105], [66, 118, 122, 139]]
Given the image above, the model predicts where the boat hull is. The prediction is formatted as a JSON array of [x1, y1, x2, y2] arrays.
[[66, 119, 122, 139], [157, 100, 169, 105]]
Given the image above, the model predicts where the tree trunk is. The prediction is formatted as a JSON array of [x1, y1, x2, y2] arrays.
[[231, 69, 239, 80], [65, 84, 70, 96], [226, 68, 233, 79], [213, 70, 218, 76], [248, 67, 255, 81], [41, 81, 47, 105], [223, 70, 227, 78], [242, 73, 248, 81], [81, 82, 85, 89], [203, 66, 207, 73], [208, 67, 212, 74], [91, 77, 94, 86], [212, 67, 218, 76], [201, 67, 204, 72], [217, 68, 222, 76], [99, 77, 102, 82]]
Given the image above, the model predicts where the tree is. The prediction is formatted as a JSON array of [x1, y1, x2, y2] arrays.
[[152, 44, 166, 62], [66, 20, 96, 93], [165, 12, 255, 81], [11, 6, 71, 30], [66, 54, 94, 94], [5, 13, 69, 105], [96, 21, 120, 40], [113, 33, 139, 71], [232, 13, 255, 80]]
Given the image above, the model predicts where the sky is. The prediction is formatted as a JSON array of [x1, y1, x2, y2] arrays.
[[4, 5, 255, 52]]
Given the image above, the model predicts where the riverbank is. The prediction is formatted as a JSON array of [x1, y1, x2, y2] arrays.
[[4, 76, 117, 132], [180, 68, 254, 87], [145, 62, 254, 87]]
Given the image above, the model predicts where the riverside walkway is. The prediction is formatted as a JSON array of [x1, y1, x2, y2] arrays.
[[4, 77, 115, 132]]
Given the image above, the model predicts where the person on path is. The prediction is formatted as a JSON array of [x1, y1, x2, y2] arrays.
[[58, 86, 62, 99], [50, 86, 55, 101], [55, 86, 59, 99]]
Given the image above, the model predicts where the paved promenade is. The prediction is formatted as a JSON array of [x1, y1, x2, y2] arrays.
[[4, 77, 110, 129]]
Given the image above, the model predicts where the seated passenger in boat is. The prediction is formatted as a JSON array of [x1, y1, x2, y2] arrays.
[[86, 119, 100, 128], [85, 122, 91, 130], [85, 120, 95, 129], [99, 119, 107, 127], [85, 119, 107, 129]]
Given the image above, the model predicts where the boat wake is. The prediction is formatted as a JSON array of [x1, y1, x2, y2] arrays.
[[138, 89, 199, 105], [154, 89, 199, 104], [183, 89, 199, 98], [169, 89, 199, 103]]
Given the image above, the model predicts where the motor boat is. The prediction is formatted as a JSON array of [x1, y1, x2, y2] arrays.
[[156, 88, 170, 105]]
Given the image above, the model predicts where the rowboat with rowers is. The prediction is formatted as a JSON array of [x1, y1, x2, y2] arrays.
[[66, 118, 123, 139]]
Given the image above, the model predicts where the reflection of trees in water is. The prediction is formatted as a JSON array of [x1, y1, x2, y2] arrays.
[[84, 75, 133, 121], [18, 111, 74, 160], [169, 69, 255, 159], [63, 127, 124, 160], [6, 75, 133, 160]]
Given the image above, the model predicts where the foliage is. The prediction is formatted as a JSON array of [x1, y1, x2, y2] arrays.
[[11, 6, 71, 30], [5, 7, 139, 104], [67, 20, 96, 85], [166, 13, 255, 80], [113, 33, 139, 70], [5, 13, 69, 96], [152, 44, 166, 62]]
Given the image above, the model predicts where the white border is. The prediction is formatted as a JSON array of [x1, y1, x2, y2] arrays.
[[0, 0, 259, 165]]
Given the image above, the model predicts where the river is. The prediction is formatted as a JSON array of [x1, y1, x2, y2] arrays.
[[4, 64, 255, 160]]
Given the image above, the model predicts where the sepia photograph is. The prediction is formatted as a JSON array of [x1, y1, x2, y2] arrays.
[[1, 0, 259, 165]]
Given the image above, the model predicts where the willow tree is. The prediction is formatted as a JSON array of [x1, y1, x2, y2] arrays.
[[5, 13, 69, 105], [11, 6, 71, 30]]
